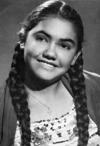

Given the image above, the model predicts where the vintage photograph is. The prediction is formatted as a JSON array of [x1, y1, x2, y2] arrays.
[[0, 0, 100, 145]]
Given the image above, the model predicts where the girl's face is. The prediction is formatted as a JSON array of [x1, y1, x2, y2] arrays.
[[24, 17, 78, 82]]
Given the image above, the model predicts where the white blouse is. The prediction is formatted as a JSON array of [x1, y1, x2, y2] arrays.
[[14, 104, 100, 146]]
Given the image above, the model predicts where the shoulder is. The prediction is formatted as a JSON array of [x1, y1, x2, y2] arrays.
[[83, 70, 100, 99], [0, 82, 7, 111], [0, 82, 7, 143], [84, 70, 100, 95], [0, 82, 11, 124], [0, 82, 17, 145], [0, 82, 6, 95], [84, 70, 100, 85], [84, 70, 100, 130]]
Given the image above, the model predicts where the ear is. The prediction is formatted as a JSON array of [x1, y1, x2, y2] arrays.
[[71, 51, 81, 65], [20, 42, 25, 49]]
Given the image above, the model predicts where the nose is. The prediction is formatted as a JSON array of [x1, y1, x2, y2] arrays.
[[43, 42, 57, 60]]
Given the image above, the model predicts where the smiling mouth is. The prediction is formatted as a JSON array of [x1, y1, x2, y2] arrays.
[[37, 59, 57, 67]]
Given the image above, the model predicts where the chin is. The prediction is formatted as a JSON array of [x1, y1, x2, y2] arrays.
[[35, 70, 63, 83], [37, 73, 56, 81]]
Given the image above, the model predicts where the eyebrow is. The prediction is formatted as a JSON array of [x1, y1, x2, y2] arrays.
[[34, 30, 76, 45]]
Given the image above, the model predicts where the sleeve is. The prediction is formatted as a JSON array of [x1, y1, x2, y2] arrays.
[[84, 70, 100, 134], [0, 83, 6, 144], [0, 83, 17, 146]]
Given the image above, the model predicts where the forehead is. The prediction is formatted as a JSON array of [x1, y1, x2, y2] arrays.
[[29, 17, 77, 41]]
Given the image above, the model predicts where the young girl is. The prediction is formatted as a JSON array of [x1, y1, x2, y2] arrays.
[[0, 0, 100, 146]]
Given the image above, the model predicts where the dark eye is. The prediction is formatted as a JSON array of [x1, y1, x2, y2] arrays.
[[35, 34, 47, 42], [60, 43, 71, 50]]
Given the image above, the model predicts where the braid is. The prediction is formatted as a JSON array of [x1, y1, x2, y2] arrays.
[[6, 1, 90, 145], [68, 52, 89, 146], [7, 43, 31, 146]]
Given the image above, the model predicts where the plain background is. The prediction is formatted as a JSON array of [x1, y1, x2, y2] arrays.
[[0, 0, 100, 86]]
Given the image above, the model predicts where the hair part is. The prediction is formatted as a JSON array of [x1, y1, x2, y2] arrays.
[[19, 0, 84, 51]]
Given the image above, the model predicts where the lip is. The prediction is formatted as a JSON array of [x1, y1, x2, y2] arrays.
[[37, 59, 58, 67]]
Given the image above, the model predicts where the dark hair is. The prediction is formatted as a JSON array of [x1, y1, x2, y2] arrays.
[[7, 0, 89, 145], [19, 0, 84, 51]]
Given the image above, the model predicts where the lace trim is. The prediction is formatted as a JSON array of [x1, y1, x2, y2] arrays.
[[14, 105, 100, 146]]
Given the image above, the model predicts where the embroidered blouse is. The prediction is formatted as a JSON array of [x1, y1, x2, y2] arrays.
[[14, 103, 100, 146]]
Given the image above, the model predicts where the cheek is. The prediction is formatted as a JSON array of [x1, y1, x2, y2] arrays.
[[24, 38, 47, 57], [59, 51, 76, 68], [24, 41, 40, 58]]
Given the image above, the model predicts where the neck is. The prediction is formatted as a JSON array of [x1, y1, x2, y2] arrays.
[[24, 68, 72, 108], [25, 76, 74, 121], [25, 79, 63, 101]]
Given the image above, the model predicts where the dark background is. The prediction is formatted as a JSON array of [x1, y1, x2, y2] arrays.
[[0, 0, 100, 86]]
